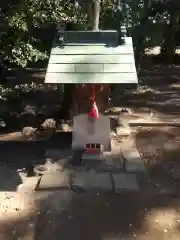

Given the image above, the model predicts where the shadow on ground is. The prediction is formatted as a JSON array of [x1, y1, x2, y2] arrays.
[[134, 126, 180, 192], [0, 130, 180, 239], [111, 66, 180, 117], [0, 132, 72, 191], [1, 191, 180, 240]]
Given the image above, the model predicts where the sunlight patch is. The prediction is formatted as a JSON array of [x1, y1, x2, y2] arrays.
[[147, 208, 179, 232]]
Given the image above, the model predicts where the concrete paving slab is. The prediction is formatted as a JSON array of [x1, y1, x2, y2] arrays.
[[122, 148, 146, 172], [82, 152, 104, 160], [72, 171, 112, 191], [81, 152, 105, 169], [112, 173, 139, 192], [36, 171, 70, 191], [103, 152, 122, 172]]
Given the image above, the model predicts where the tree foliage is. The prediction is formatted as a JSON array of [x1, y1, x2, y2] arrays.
[[1, 0, 180, 69], [0, 0, 86, 68]]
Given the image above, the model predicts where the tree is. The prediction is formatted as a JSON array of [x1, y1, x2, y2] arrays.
[[0, 0, 86, 69]]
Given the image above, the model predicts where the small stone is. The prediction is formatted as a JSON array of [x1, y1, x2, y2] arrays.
[[61, 123, 71, 132], [116, 126, 131, 136], [14, 208, 20, 211]]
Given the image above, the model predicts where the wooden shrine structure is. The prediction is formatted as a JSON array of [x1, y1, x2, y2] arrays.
[[44, 1, 138, 156], [45, 30, 138, 113]]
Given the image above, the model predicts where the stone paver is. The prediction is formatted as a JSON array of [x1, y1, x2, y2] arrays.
[[122, 147, 146, 172], [81, 152, 105, 169], [112, 173, 139, 192], [72, 171, 112, 191], [36, 171, 70, 191], [103, 152, 122, 172]]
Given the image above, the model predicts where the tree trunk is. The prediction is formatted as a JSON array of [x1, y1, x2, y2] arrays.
[[59, 84, 75, 119], [161, 10, 178, 65], [88, 0, 100, 30], [92, 0, 100, 31]]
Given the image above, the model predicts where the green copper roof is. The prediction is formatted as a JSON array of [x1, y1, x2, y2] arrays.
[[45, 30, 138, 84]]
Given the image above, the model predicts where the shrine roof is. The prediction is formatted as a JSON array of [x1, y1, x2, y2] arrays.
[[45, 30, 138, 84]]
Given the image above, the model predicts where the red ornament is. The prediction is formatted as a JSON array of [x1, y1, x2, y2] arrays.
[[88, 85, 99, 119]]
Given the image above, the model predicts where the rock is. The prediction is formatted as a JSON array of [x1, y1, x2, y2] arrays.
[[61, 123, 71, 132], [116, 126, 131, 136]]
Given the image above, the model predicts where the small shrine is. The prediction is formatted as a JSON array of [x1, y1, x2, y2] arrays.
[[44, 1, 138, 164]]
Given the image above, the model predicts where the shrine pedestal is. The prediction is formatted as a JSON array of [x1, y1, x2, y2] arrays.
[[72, 113, 111, 151]]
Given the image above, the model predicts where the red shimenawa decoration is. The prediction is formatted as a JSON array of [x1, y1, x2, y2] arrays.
[[88, 85, 99, 119]]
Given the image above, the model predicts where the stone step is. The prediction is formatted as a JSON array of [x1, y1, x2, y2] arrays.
[[122, 148, 146, 172], [71, 171, 112, 191], [81, 152, 105, 169], [36, 171, 70, 191], [103, 152, 122, 172], [112, 173, 139, 192], [71, 171, 139, 192]]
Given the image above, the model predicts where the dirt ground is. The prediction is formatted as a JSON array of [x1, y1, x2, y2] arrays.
[[1, 65, 180, 239], [1, 190, 180, 240], [135, 127, 180, 192], [0, 133, 180, 239]]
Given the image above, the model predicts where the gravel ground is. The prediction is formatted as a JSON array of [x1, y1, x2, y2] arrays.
[[135, 127, 180, 192]]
